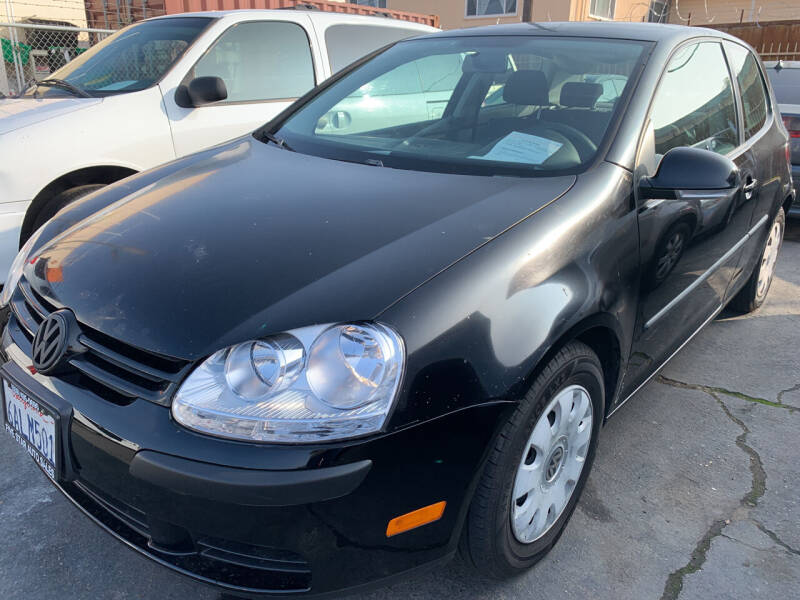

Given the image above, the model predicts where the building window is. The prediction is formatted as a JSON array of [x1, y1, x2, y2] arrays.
[[648, 0, 669, 23], [466, 0, 518, 18], [350, 0, 387, 7], [589, 0, 616, 19]]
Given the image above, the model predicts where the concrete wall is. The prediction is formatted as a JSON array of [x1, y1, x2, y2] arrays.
[[668, 0, 800, 26], [0, 0, 88, 28], [386, 0, 530, 30], [388, 0, 654, 30], [568, 0, 652, 22]]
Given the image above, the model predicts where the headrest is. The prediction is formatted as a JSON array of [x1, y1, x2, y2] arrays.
[[503, 70, 549, 106], [462, 52, 508, 74], [560, 82, 603, 108]]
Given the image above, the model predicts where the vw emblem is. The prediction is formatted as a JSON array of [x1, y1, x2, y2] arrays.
[[32, 310, 71, 374]]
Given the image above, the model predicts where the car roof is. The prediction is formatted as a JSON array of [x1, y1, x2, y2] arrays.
[[150, 9, 437, 32], [422, 21, 733, 44]]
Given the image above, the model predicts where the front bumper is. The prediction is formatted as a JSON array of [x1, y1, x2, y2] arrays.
[[0, 323, 509, 597]]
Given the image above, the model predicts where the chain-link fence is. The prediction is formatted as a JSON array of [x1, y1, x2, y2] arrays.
[[1, 22, 113, 97]]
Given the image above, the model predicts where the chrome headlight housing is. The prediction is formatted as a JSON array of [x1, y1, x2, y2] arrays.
[[0, 227, 44, 307], [172, 322, 404, 443]]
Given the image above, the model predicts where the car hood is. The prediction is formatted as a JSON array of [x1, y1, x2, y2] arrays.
[[27, 137, 575, 360], [0, 96, 101, 135]]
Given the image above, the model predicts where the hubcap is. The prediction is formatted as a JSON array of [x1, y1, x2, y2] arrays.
[[510, 385, 593, 544], [756, 219, 783, 299], [545, 445, 565, 482], [656, 232, 684, 279]]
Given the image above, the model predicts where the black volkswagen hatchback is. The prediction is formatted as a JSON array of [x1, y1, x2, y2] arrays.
[[0, 21, 793, 597]]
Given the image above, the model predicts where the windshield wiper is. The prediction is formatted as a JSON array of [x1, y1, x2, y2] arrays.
[[260, 131, 294, 151], [35, 78, 91, 98]]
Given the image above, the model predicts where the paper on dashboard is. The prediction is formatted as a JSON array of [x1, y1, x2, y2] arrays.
[[470, 131, 563, 165]]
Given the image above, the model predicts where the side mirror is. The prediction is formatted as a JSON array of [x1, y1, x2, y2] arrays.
[[175, 76, 227, 108], [639, 147, 740, 200]]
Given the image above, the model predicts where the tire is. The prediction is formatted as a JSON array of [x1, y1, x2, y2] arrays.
[[28, 184, 105, 236], [730, 207, 785, 314], [645, 221, 691, 290], [461, 341, 604, 578]]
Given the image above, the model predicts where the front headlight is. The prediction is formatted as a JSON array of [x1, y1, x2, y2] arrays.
[[172, 322, 404, 443], [0, 227, 44, 307]]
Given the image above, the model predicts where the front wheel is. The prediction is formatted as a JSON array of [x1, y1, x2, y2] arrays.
[[461, 341, 604, 578], [28, 184, 106, 238], [730, 207, 785, 314]]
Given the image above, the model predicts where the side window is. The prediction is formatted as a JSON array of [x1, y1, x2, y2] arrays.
[[650, 42, 739, 156], [193, 21, 314, 103], [325, 24, 423, 74], [725, 42, 770, 140]]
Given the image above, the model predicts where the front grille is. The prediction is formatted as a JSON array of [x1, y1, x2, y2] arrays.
[[8, 278, 191, 405]]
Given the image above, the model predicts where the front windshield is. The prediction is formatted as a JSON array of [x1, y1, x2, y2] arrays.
[[275, 36, 648, 177], [26, 17, 211, 97]]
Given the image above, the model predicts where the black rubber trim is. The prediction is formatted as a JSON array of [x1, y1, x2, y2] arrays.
[[129, 450, 372, 507]]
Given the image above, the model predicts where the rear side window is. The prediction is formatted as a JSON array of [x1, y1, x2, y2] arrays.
[[650, 41, 739, 156], [325, 24, 425, 74], [725, 42, 770, 139], [193, 21, 314, 103]]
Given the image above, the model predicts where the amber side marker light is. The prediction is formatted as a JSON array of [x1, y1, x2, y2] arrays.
[[386, 501, 446, 537]]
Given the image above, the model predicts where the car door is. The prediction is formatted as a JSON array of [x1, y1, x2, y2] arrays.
[[621, 40, 757, 396], [162, 17, 320, 157]]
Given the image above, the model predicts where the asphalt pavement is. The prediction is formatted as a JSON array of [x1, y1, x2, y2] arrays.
[[1, 222, 799, 600]]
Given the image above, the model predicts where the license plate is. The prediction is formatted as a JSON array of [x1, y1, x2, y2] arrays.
[[3, 379, 58, 480]]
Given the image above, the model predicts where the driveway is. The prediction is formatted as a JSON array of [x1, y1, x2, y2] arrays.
[[1, 223, 799, 600]]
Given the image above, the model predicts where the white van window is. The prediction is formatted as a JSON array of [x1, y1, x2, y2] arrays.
[[325, 24, 425, 74], [194, 21, 314, 103]]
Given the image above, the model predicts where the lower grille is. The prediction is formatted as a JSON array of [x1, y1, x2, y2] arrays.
[[61, 479, 313, 593], [8, 278, 191, 406]]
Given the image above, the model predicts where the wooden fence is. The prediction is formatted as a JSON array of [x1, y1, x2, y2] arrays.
[[703, 20, 800, 61]]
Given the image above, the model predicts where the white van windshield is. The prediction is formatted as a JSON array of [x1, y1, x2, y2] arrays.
[[27, 17, 211, 98]]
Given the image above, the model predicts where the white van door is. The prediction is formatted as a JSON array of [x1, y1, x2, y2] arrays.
[[161, 16, 321, 157]]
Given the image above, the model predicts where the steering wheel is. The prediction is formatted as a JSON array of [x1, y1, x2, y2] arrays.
[[526, 121, 597, 162], [402, 115, 474, 145]]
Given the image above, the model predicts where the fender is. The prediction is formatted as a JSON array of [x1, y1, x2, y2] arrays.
[[379, 162, 640, 430]]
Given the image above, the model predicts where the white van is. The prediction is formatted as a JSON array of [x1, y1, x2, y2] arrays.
[[0, 10, 436, 282]]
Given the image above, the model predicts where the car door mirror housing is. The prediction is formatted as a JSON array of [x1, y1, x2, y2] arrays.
[[176, 76, 228, 108], [639, 147, 740, 200]]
